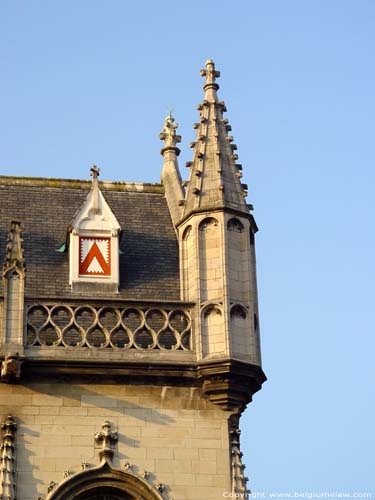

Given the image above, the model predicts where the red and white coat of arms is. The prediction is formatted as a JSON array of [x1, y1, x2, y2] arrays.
[[79, 237, 111, 276]]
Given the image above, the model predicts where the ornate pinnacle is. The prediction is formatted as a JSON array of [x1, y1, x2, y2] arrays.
[[94, 420, 118, 463], [3, 221, 26, 279], [200, 59, 220, 92], [0, 416, 17, 500], [159, 112, 181, 154], [229, 414, 250, 495]]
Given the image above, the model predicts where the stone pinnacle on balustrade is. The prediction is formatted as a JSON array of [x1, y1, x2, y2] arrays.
[[3, 221, 26, 279]]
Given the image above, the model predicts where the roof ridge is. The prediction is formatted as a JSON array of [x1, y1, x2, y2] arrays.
[[0, 175, 164, 193]]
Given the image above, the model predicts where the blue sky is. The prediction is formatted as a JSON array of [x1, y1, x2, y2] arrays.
[[1, 0, 374, 496]]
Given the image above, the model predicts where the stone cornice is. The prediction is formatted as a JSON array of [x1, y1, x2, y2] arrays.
[[15, 357, 266, 411]]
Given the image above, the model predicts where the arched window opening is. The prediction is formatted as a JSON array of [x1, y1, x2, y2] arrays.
[[75, 486, 132, 500]]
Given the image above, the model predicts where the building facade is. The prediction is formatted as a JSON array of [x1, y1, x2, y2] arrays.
[[0, 60, 266, 500]]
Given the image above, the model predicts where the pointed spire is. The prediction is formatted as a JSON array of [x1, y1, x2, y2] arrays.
[[3, 221, 26, 278], [0, 416, 17, 500], [159, 112, 184, 226], [182, 60, 249, 221]]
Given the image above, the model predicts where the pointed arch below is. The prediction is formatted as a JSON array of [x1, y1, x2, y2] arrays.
[[47, 461, 164, 500]]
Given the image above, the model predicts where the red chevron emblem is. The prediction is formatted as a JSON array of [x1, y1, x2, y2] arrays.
[[79, 237, 111, 276]]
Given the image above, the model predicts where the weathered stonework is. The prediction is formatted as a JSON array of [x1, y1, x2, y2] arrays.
[[0, 60, 266, 498], [0, 382, 232, 500]]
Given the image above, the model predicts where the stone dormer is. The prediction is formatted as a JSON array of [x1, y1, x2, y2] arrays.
[[68, 166, 121, 293]]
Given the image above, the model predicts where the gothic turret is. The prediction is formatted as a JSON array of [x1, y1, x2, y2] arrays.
[[177, 60, 264, 411]]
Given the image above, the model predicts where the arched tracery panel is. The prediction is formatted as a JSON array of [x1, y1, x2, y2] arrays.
[[201, 304, 225, 357], [227, 217, 249, 303], [198, 217, 222, 301], [181, 225, 194, 300]]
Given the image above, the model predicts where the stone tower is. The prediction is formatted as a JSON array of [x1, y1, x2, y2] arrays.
[[0, 60, 266, 500]]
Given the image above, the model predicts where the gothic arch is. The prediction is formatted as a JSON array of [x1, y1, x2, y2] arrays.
[[227, 217, 244, 233], [47, 461, 164, 500]]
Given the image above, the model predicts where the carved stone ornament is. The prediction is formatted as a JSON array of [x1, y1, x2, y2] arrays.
[[0, 415, 17, 500], [159, 112, 181, 152], [44, 422, 169, 500], [94, 420, 118, 463], [1, 353, 23, 384]]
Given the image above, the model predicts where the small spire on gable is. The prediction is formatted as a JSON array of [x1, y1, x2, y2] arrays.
[[3, 221, 26, 278], [70, 166, 120, 234]]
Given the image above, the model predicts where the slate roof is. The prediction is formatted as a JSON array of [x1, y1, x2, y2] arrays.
[[0, 176, 180, 301]]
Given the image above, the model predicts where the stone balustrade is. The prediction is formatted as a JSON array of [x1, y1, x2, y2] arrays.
[[25, 302, 192, 351]]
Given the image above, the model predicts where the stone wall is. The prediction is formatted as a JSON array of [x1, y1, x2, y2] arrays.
[[0, 382, 231, 500]]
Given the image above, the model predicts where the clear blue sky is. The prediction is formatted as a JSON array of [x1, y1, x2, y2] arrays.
[[1, 0, 374, 496]]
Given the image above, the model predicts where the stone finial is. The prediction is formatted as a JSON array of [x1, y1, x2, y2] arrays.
[[89, 165, 100, 214], [159, 111, 185, 226], [3, 221, 25, 279], [94, 420, 118, 463], [90, 164, 100, 181], [1, 353, 22, 383], [159, 112, 181, 153], [200, 59, 220, 92], [0, 416, 17, 500]]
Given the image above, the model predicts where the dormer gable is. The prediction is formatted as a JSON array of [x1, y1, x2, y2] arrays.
[[69, 166, 121, 293]]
